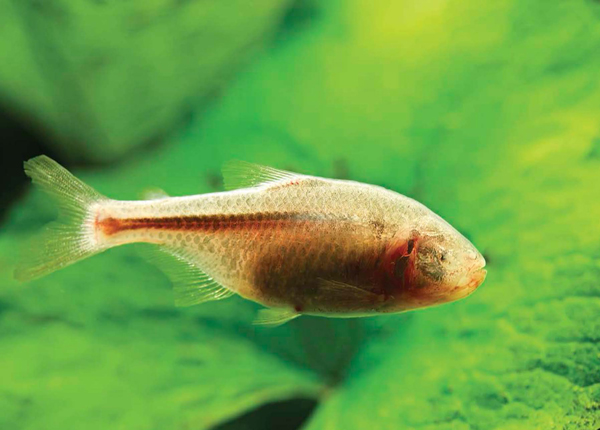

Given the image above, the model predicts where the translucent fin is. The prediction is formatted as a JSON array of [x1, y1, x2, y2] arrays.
[[139, 245, 234, 307], [317, 279, 385, 309], [253, 308, 300, 327], [221, 160, 301, 191], [140, 187, 170, 200], [15, 156, 109, 282]]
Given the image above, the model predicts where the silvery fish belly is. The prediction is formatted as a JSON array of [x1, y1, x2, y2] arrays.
[[15, 156, 487, 326]]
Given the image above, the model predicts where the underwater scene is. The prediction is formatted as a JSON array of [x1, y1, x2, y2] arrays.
[[1, 0, 599, 429]]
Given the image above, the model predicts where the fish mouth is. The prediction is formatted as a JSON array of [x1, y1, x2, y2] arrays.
[[466, 267, 487, 289], [450, 262, 487, 300]]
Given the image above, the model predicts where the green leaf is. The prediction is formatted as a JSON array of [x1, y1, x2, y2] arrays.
[[0, 0, 293, 162], [2, 0, 600, 429]]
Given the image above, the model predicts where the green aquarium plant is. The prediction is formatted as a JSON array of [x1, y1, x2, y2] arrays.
[[0, 0, 599, 429], [0, 0, 294, 162]]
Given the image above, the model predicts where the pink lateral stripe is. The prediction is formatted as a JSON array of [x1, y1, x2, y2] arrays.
[[97, 213, 300, 236]]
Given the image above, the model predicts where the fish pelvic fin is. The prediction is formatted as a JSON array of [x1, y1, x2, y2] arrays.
[[14, 156, 110, 282], [253, 308, 300, 327]]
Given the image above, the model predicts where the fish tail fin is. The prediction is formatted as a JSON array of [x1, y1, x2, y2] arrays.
[[14, 155, 110, 282]]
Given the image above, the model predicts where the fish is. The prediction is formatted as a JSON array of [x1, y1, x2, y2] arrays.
[[15, 156, 487, 326]]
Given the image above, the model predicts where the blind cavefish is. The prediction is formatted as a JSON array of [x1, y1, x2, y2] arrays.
[[15, 156, 487, 326]]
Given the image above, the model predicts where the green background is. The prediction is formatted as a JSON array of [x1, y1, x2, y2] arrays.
[[1, 0, 599, 429]]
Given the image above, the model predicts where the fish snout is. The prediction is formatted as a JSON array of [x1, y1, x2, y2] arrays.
[[452, 249, 487, 296], [466, 248, 486, 271]]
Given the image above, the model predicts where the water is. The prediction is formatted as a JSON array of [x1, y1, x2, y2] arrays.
[[1, 1, 599, 429]]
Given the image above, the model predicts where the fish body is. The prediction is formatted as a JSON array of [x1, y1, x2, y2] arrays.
[[16, 157, 487, 325]]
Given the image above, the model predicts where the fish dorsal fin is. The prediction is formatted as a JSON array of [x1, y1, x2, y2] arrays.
[[222, 160, 304, 191], [253, 308, 300, 327], [141, 187, 170, 200], [317, 279, 386, 310], [138, 245, 234, 306]]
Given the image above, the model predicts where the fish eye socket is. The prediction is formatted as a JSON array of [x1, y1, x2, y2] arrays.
[[440, 252, 447, 262], [420, 260, 444, 282]]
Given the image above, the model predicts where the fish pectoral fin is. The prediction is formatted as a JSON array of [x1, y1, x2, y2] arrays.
[[222, 160, 306, 190], [317, 279, 385, 308], [140, 187, 170, 200], [138, 244, 234, 307], [253, 308, 300, 327]]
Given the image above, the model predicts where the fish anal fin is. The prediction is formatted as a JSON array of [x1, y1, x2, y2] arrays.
[[138, 244, 234, 307], [253, 308, 300, 327], [221, 160, 304, 191]]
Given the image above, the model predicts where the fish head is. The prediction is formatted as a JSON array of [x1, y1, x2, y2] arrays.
[[382, 214, 486, 311]]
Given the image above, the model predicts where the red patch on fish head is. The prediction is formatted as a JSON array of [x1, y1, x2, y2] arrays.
[[378, 235, 419, 296], [378, 233, 451, 311]]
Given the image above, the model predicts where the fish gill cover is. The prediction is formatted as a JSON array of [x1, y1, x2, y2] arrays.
[[0, 0, 599, 429]]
